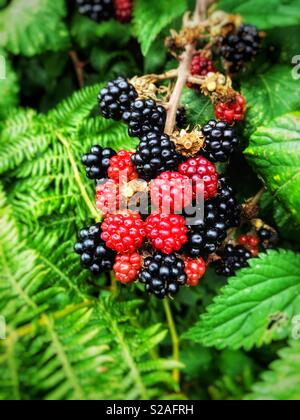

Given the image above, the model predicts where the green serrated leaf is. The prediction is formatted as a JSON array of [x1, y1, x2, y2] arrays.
[[184, 250, 300, 350], [218, 0, 300, 29], [245, 112, 300, 223], [246, 340, 300, 400], [181, 88, 215, 126], [241, 65, 300, 135], [133, 0, 187, 56], [0, 0, 70, 56]]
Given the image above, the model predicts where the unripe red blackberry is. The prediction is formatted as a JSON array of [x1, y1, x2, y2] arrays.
[[145, 213, 188, 255], [98, 77, 138, 121], [214, 244, 252, 277], [178, 156, 218, 201], [76, 0, 115, 22], [82, 145, 116, 181], [150, 171, 193, 213], [74, 223, 116, 275], [201, 120, 240, 163], [113, 252, 142, 284], [215, 95, 246, 124], [132, 132, 180, 182], [184, 257, 206, 287], [190, 54, 216, 77], [101, 211, 146, 253], [239, 234, 259, 257], [114, 0, 133, 23], [138, 252, 187, 299], [108, 150, 138, 183], [220, 24, 261, 71], [123, 99, 166, 138]]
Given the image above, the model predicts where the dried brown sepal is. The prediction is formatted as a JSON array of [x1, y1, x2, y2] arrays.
[[200, 71, 237, 103], [208, 11, 242, 38], [130, 76, 159, 100], [172, 128, 205, 157]]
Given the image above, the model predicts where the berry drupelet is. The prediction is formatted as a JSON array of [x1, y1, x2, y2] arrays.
[[82, 145, 116, 180], [74, 223, 116, 276], [220, 24, 261, 70], [201, 120, 240, 163], [114, 0, 133, 23], [139, 252, 187, 299], [132, 132, 180, 182], [214, 244, 252, 277], [123, 99, 166, 138], [76, 0, 115, 22], [98, 77, 138, 121], [96, 179, 119, 216]]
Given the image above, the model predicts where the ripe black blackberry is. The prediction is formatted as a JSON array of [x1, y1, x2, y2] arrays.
[[76, 0, 115, 22], [138, 252, 187, 299], [123, 99, 166, 138], [74, 223, 116, 276], [201, 120, 240, 163], [98, 77, 138, 121], [131, 132, 180, 181], [185, 200, 228, 259], [81, 145, 116, 180], [214, 244, 252, 277], [184, 178, 240, 259], [176, 107, 187, 129], [220, 24, 261, 70], [215, 177, 241, 228]]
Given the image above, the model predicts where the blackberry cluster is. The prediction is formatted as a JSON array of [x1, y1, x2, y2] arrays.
[[132, 132, 180, 181], [123, 99, 166, 138], [76, 0, 115, 22], [220, 24, 261, 71], [74, 223, 116, 275], [214, 245, 252, 277], [201, 120, 240, 163], [98, 77, 138, 121], [139, 252, 187, 299], [82, 145, 116, 180], [185, 178, 240, 259]]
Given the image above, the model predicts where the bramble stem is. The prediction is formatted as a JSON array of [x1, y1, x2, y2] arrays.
[[164, 0, 214, 135], [163, 299, 181, 384]]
